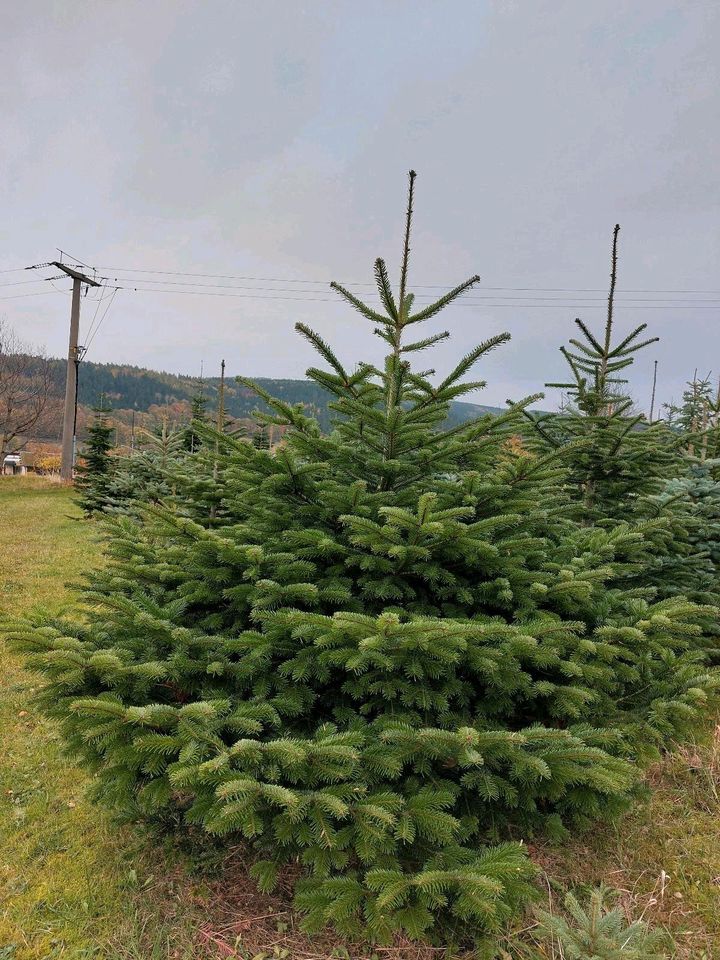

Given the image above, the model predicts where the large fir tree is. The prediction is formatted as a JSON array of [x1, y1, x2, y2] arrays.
[[9, 175, 717, 945]]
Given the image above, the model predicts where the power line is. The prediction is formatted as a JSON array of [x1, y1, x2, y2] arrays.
[[96, 265, 720, 296], [85, 287, 120, 353], [56, 249, 96, 272], [97, 266, 393, 284], [48, 279, 74, 297], [98, 274, 720, 304], [0, 277, 62, 289], [84, 283, 113, 345], [114, 286, 720, 308], [0, 289, 62, 302], [84, 287, 119, 355], [3, 273, 716, 309]]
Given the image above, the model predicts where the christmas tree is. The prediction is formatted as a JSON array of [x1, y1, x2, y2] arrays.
[[104, 420, 186, 516], [521, 228, 720, 616], [533, 888, 667, 959], [182, 388, 209, 453], [639, 374, 720, 624], [10, 175, 717, 944], [75, 399, 115, 515], [665, 372, 720, 460], [252, 424, 272, 449], [524, 225, 684, 522]]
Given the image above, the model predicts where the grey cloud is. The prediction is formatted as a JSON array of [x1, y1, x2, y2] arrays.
[[1, 0, 717, 413]]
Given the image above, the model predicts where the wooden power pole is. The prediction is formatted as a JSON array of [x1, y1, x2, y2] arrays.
[[54, 262, 101, 481]]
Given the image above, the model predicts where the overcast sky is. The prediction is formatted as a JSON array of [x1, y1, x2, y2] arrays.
[[2, 1, 718, 411]]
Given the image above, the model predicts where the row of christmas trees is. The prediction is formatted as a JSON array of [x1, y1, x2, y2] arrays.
[[9, 173, 720, 950]]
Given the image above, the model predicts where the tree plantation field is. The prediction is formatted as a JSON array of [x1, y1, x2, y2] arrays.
[[2, 479, 720, 959], [5, 176, 720, 959]]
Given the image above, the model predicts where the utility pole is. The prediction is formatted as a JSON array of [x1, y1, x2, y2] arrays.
[[54, 262, 101, 481]]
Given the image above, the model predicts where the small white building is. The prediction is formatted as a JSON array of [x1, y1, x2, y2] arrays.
[[2, 453, 27, 476]]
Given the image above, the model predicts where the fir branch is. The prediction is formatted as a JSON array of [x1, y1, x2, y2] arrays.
[[623, 336, 660, 355], [295, 323, 350, 382], [235, 376, 316, 433], [374, 258, 398, 321], [608, 322, 650, 357], [373, 327, 395, 347], [605, 224, 620, 355], [573, 318, 605, 355], [407, 276, 481, 326], [330, 282, 389, 325], [401, 331, 450, 353], [435, 334, 511, 394], [568, 338, 601, 359]]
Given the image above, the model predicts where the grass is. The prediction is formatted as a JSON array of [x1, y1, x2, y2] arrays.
[[0, 478, 210, 960], [521, 734, 720, 959], [1, 476, 720, 959]]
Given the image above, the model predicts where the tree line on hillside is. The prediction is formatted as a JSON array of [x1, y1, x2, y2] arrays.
[[7, 174, 720, 956], [40, 359, 504, 439]]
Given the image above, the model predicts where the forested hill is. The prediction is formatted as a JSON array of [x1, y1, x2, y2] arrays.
[[46, 358, 505, 431]]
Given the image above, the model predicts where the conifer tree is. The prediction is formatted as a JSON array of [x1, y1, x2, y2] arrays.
[[665, 372, 720, 460], [105, 420, 186, 515], [523, 228, 720, 620], [182, 388, 209, 452], [252, 424, 271, 449], [8, 175, 717, 945], [640, 373, 720, 619], [75, 399, 115, 515], [522, 230, 720, 613], [641, 460, 720, 607], [532, 889, 667, 959], [524, 225, 682, 522]]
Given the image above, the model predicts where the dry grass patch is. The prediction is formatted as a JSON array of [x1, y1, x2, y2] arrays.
[[522, 728, 720, 959]]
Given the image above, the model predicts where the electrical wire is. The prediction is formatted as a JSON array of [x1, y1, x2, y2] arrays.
[[5, 269, 716, 312], [114, 286, 720, 308], [48, 279, 73, 297], [0, 289, 61, 302], [100, 275, 720, 304], [97, 265, 720, 296], [84, 284, 113, 346], [56, 249, 95, 272], [0, 278, 61, 289], [20, 259, 720, 298], [84, 287, 119, 355]]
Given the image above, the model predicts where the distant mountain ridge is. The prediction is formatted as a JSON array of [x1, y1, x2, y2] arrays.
[[46, 358, 506, 431]]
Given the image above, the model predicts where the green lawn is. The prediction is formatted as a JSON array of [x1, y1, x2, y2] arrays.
[[0, 478, 209, 960], [1, 477, 719, 959]]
